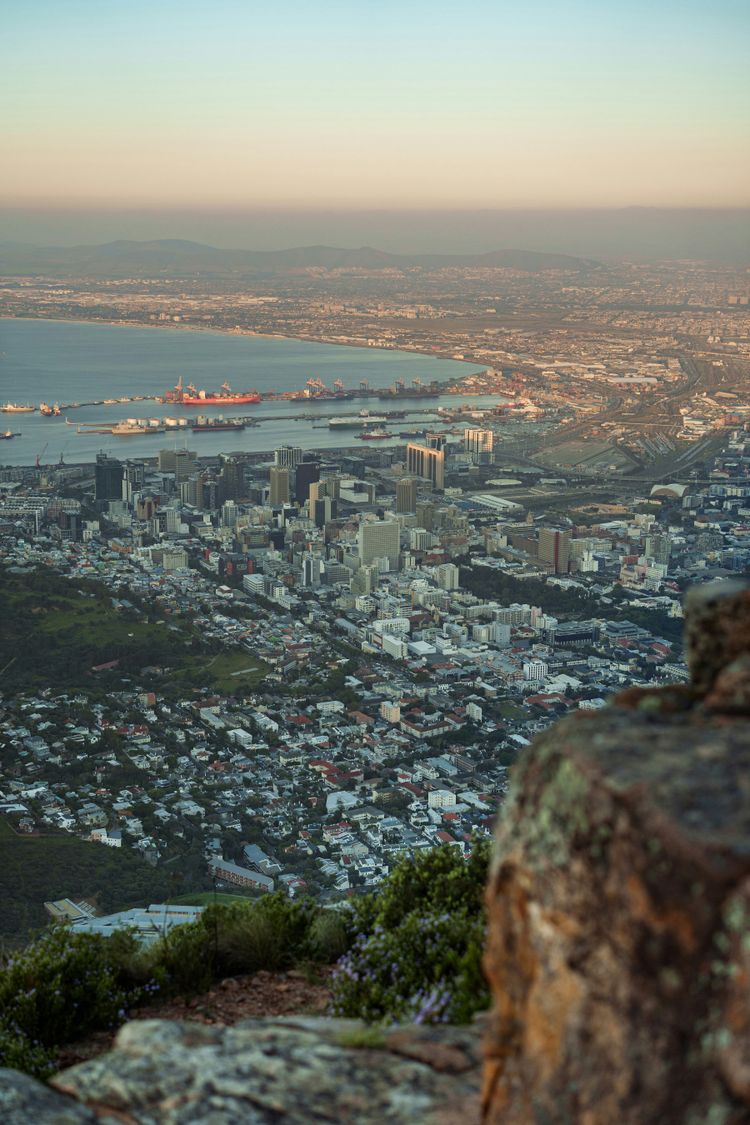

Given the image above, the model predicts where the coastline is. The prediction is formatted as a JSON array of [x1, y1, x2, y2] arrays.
[[0, 313, 484, 370]]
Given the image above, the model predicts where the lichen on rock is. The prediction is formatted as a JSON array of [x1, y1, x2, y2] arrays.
[[483, 579, 750, 1124]]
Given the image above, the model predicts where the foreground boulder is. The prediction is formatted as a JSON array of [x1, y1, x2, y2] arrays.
[[46, 1017, 483, 1123], [483, 580, 750, 1124]]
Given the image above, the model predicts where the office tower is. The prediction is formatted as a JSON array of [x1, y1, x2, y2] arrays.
[[158, 448, 197, 481], [321, 473, 341, 500], [219, 456, 243, 500], [358, 520, 400, 569], [274, 445, 304, 469], [180, 477, 197, 505], [301, 553, 322, 588], [410, 528, 432, 551], [415, 500, 436, 531], [538, 527, 571, 574], [95, 453, 122, 502], [221, 500, 237, 527], [645, 534, 671, 565], [350, 562, 380, 595], [121, 461, 145, 503], [436, 563, 460, 590], [295, 458, 320, 504], [396, 477, 417, 513], [200, 474, 220, 510], [464, 428, 494, 463], [313, 496, 337, 529], [407, 442, 445, 490], [269, 465, 291, 506]]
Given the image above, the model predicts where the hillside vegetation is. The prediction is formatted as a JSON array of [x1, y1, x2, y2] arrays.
[[0, 567, 266, 692], [0, 819, 177, 940], [0, 844, 490, 1077]]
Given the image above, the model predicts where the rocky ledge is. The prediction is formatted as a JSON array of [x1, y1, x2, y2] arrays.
[[2, 1017, 484, 1124], [483, 580, 750, 1124]]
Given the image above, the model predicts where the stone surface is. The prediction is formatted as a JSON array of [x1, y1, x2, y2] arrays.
[[48, 1017, 484, 1124], [684, 579, 750, 693], [0, 1068, 98, 1125], [483, 579, 750, 1125]]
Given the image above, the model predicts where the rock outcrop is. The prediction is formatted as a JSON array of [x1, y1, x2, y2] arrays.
[[483, 580, 750, 1124], [3, 1018, 484, 1124]]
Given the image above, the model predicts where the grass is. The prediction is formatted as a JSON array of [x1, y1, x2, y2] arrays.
[[166, 892, 251, 907], [0, 567, 268, 692], [164, 650, 267, 694]]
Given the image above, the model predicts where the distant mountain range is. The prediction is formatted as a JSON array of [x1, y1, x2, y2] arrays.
[[0, 238, 600, 278]]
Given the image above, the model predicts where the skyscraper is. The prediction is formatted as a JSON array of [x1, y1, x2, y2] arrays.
[[269, 465, 291, 506], [295, 458, 320, 504], [407, 442, 445, 490], [538, 527, 571, 573], [396, 477, 417, 513], [95, 453, 122, 502], [219, 456, 243, 500], [274, 445, 304, 469], [358, 520, 400, 569], [464, 428, 494, 463]]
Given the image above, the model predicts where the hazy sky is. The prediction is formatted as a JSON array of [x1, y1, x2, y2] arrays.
[[3, 0, 749, 213]]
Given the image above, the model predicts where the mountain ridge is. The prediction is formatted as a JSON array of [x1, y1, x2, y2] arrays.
[[0, 238, 601, 277]]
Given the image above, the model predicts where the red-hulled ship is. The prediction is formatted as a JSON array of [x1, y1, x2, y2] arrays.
[[164, 378, 261, 406]]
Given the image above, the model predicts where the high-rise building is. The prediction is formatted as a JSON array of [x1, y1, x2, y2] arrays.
[[158, 448, 197, 481], [95, 453, 122, 502], [295, 459, 320, 504], [358, 520, 400, 569], [396, 477, 417, 513], [269, 466, 291, 506], [312, 496, 337, 529], [301, 553, 322, 588], [274, 445, 304, 469], [436, 562, 460, 590], [538, 527, 571, 573], [464, 428, 494, 463], [415, 500, 436, 531], [122, 461, 145, 503], [645, 534, 671, 565], [219, 456, 243, 501], [407, 442, 445, 490]]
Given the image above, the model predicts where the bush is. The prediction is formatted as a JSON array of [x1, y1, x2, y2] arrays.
[[0, 1021, 54, 1080], [0, 928, 137, 1050], [330, 841, 491, 1026]]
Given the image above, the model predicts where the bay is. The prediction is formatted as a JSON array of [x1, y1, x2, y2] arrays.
[[0, 318, 488, 466]]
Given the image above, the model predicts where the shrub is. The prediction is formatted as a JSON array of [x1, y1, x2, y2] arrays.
[[330, 841, 491, 1026], [0, 928, 137, 1049], [0, 1021, 54, 1080]]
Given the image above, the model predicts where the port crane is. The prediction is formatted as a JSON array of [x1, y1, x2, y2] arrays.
[[35, 443, 48, 469]]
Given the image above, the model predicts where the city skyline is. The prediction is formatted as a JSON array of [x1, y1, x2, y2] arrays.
[[3, 0, 749, 214]]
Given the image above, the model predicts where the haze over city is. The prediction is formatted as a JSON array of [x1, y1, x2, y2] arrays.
[[2, 0, 749, 258]]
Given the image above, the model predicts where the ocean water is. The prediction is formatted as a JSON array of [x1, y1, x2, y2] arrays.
[[0, 318, 487, 466]]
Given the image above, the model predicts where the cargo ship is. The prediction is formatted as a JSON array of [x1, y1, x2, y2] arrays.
[[2, 402, 34, 413], [164, 378, 261, 406], [0, 430, 20, 440], [39, 402, 62, 417], [358, 428, 390, 440], [329, 411, 387, 429]]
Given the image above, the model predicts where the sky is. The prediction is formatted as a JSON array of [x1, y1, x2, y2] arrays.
[[1, 1, 749, 241]]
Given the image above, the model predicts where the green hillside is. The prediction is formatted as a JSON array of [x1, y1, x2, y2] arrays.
[[0, 818, 179, 942], [0, 567, 267, 693]]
